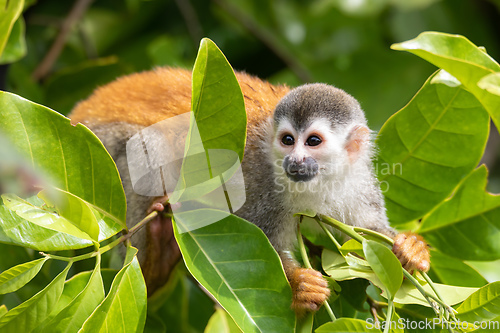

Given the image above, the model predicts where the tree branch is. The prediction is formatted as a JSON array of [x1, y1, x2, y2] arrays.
[[32, 0, 94, 81]]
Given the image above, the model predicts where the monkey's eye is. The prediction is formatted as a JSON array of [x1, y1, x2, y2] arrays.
[[306, 135, 322, 146], [281, 134, 295, 146]]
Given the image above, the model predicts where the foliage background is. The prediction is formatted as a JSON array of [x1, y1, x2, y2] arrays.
[[1, 0, 500, 331]]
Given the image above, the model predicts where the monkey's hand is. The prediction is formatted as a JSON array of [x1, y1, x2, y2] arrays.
[[392, 231, 430, 274], [289, 268, 331, 315]]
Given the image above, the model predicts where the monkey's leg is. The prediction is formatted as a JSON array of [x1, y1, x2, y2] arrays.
[[279, 251, 331, 315], [141, 196, 181, 296], [392, 232, 430, 274]]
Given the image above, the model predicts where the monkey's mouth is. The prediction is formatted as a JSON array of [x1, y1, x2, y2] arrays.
[[285, 171, 317, 182]]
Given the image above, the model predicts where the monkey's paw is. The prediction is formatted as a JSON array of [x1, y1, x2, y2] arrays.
[[290, 268, 330, 314], [392, 232, 430, 274]]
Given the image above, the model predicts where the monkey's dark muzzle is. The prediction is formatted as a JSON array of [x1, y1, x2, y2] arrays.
[[283, 156, 319, 182]]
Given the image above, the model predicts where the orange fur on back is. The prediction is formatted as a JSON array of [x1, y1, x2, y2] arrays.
[[70, 67, 290, 134]]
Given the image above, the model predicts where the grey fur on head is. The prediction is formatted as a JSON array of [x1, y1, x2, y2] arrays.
[[273, 83, 366, 131]]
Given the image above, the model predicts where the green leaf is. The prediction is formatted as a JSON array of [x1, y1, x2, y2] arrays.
[[323, 249, 476, 306], [427, 249, 488, 287], [38, 189, 101, 242], [0, 91, 126, 227], [457, 281, 500, 322], [316, 318, 381, 332], [204, 308, 242, 333], [2, 193, 96, 243], [478, 72, 500, 96], [171, 38, 246, 204], [420, 166, 500, 260], [375, 70, 489, 223], [388, 279, 477, 307], [0, 262, 71, 333], [0, 17, 26, 64], [0, 196, 93, 250], [392, 32, 500, 132], [0, 305, 6, 319], [0, 0, 23, 56], [173, 210, 295, 333], [363, 240, 403, 299], [0, 257, 48, 294], [79, 246, 147, 333], [35, 271, 94, 331], [191, 38, 246, 161], [39, 255, 105, 333]]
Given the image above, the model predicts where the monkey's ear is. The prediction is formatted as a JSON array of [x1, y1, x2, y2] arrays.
[[345, 125, 370, 162]]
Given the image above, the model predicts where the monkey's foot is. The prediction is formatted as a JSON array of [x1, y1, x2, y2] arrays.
[[290, 268, 331, 314], [392, 231, 430, 274]]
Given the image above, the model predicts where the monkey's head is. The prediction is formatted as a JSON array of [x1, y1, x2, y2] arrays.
[[272, 83, 371, 186]]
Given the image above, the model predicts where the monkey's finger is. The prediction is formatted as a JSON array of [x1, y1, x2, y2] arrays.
[[297, 281, 331, 296], [147, 202, 165, 214], [294, 291, 330, 305], [294, 269, 329, 288]]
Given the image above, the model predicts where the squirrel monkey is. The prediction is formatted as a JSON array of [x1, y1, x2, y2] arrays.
[[70, 67, 430, 313]]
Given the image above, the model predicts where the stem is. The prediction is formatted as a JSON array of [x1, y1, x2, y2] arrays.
[[40, 250, 97, 262], [384, 300, 394, 333], [296, 222, 337, 321], [422, 272, 446, 306], [353, 227, 394, 245], [297, 223, 312, 269], [316, 218, 342, 251], [316, 214, 364, 243]]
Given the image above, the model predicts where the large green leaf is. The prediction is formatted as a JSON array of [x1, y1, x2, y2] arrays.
[[39, 255, 104, 333], [0, 262, 71, 333], [316, 318, 381, 332], [420, 166, 500, 260], [363, 240, 403, 299], [191, 38, 246, 160], [204, 308, 242, 333], [38, 189, 101, 242], [0, 257, 48, 294], [79, 246, 147, 333], [457, 281, 500, 322], [34, 271, 95, 331], [171, 38, 246, 204], [427, 249, 487, 288], [0, 196, 93, 251], [375, 70, 489, 223], [0, 0, 23, 57], [392, 32, 500, 131], [173, 210, 295, 333], [0, 91, 126, 227], [2, 193, 96, 243]]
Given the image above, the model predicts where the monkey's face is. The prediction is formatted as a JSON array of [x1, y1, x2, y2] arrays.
[[273, 118, 348, 184]]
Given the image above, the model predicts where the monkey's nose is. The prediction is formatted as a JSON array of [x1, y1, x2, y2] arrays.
[[283, 156, 319, 182]]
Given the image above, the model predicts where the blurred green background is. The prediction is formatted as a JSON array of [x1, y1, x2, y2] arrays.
[[2, 0, 499, 129]]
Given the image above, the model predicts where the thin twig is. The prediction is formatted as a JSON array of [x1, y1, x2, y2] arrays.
[[213, 0, 313, 82], [173, 0, 203, 44], [32, 0, 94, 81], [297, 222, 336, 321], [40, 210, 168, 262]]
